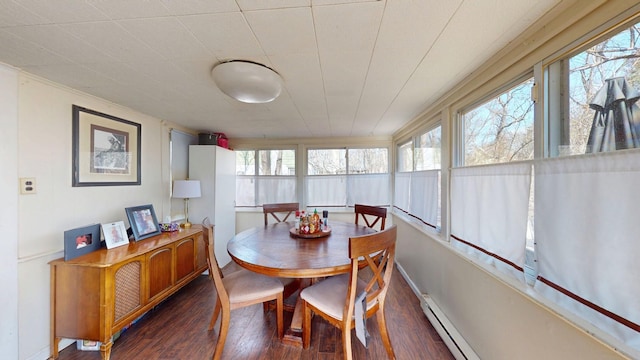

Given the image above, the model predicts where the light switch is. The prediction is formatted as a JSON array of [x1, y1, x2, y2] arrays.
[[20, 177, 36, 194]]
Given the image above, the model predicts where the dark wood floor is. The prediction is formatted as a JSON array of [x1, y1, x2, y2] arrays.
[[56, 268, 454, 360]]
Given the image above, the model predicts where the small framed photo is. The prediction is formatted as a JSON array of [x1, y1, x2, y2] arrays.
[[125, 204, 161, 241], [76, 339, 101, 351], [102, 221, 129, 249], [64, 224, 101, 261]]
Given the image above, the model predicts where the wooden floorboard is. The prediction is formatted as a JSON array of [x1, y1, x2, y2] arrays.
[[56, 269, 455, 360]]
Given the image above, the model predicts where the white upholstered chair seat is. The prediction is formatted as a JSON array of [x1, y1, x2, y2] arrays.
[[300, 274, 375, 320], [223, 270, 284, 304]]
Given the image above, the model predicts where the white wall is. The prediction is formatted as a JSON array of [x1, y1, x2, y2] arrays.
[[0, 64, 19, 359], [15, 73, 172, 359]]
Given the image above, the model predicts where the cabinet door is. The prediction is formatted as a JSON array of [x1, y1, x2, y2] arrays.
[[112, 256, 144, 329], [195, 233, 207, 272], [176, 237, 195, 283], [53, 263, 103, 340], [147, 245, 174, 301]]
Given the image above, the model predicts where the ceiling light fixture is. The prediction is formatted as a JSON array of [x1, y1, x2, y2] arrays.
[[211, 60, 283, 104]]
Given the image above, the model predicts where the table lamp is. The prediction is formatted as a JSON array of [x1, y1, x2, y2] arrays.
[[173, 179, 201, 228]]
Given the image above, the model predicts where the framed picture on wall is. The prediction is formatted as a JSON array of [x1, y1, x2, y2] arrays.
[[101, 221, 130, 249], [63, 224, 101, 261], [72, 105, 141, 187], [125, 204, 161, 241]]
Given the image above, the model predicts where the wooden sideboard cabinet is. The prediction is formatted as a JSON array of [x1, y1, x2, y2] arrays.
[[50, 226, 206, 360]]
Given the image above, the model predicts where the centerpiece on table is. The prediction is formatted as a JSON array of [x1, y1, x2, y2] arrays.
[[291, 209, 330, 238]]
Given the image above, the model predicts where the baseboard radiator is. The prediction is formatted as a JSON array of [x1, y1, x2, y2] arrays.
[[421, 294, 480, 360]]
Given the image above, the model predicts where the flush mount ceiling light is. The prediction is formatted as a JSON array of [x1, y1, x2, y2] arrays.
[[211, 60, 283, 104]]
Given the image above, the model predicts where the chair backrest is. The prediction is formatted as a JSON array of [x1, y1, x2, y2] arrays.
[[202, 219, 229, 305], [354, 204, 387, 231], [263, 202, 299, 225], [344, 224, 396, 322]]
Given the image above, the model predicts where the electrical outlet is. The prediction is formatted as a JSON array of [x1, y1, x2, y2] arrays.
[[20, 177, 36, 194]]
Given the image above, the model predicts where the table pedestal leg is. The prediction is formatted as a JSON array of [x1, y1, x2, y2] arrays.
[[282, 295, 304, 346], [281, 278, 312, 346]]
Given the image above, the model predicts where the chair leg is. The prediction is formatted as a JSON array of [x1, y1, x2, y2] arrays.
[[276, 294, 284, 339], [209, 298, 221, 331], [212, 309, 230, 360], [376, 308, 396, 360], [342, 324, 353, 360], [302, 300, 311, 349]]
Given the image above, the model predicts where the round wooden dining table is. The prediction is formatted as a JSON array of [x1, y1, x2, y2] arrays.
[[226, 220, 375, 346], [227, 220, 375, 279]]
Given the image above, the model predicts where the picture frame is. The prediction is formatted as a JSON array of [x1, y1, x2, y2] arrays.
[[102, 221, 130, 249], [64, 224, 102, 261], [76, 339, 101, 351], [125, 204, 161, 241], [72, 105, 141, 187]]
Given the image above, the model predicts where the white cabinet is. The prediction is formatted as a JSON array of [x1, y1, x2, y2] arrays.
[[188, 145, 236, 266]]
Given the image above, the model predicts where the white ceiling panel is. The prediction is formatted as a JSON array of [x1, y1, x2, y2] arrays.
[[0, 1, 47, 26], [117, 17, 211, 60], [87, 0, 172, 20], [17, 0, 108, 23], [179, 13, 263, 61], [238, 0, 310, 11], [0, 0, 564, 139], [3, 24, 110, 65], [245, 7, 317, 55], [0, 30, 70, 66], [312, 0, 379, 5], [159, 0, 239, 15], [312, 2, 383, 53], [60, 21, 159, 63], [355, 0, 463, 135]]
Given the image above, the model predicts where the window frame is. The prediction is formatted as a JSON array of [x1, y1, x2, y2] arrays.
[[456, 72, 536, 167], [305, 146, 390, 208], [394, 123, 443, 230], [235, 147, 297, 207], [545, 15, 640, 158]]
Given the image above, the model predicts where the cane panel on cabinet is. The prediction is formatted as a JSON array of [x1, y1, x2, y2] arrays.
[[113, 259, 143, 325]]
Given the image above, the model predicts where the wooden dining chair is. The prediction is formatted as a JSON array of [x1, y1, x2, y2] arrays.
[[300, 224, 397, 360], [202, 220, 284, 360], [262, 202, 302, 299], [263, 202, 300, 225], [354, 204, 387, 231]]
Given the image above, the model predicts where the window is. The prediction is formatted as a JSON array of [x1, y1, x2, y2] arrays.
[[397, 140, 413, 172], [348, 148, 388, 174], [461, 77, 535, 166], [535, 17, 640, 349], [394, 126, 441, 229], [306, 147, 389, 207], [415, 127, 442, 170], [236, 149, 296, 207], [548, 20, 640, 156], [307, 148, 346, 175]]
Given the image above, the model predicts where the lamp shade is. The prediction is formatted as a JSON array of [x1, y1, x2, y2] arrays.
[[173, 180, 201, 199], [211, 60, 283, 103]]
